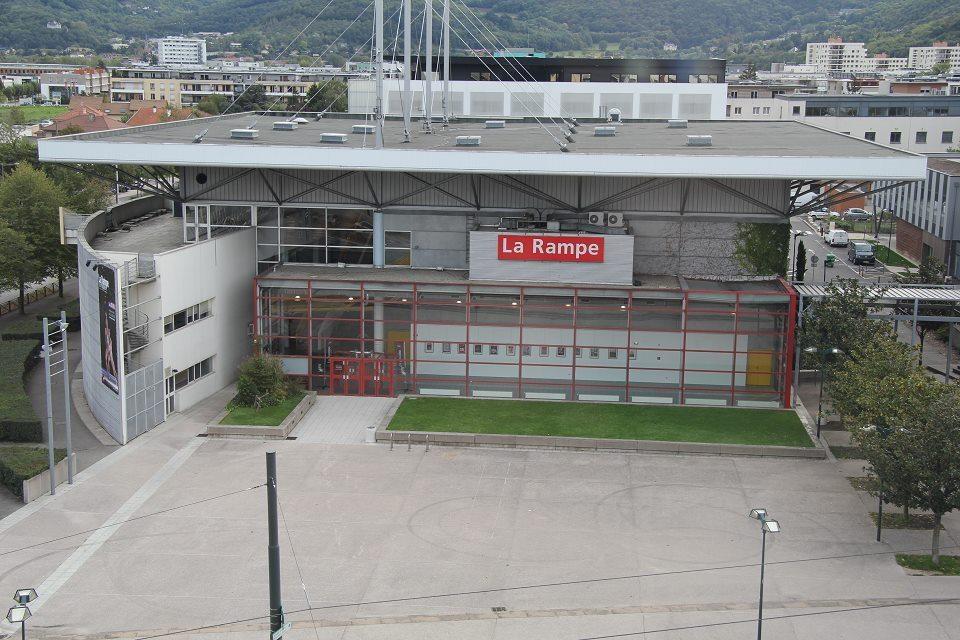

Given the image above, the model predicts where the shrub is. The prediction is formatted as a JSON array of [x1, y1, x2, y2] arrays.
[[0, 446, 66, 498], [0, 339, 43, 441], [234, 353, 289, 408]]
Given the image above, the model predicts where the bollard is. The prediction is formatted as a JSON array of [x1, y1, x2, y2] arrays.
[[390, 432, 394, 451], [365, 425, 377, 444], [425, 434, 430, 452], [407, 433, 412, 451]]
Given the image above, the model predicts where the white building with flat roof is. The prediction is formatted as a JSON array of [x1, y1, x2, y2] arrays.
[[909, 42, 960, 71], [157, 37, 207, 67], [805, 38, 908, 74]]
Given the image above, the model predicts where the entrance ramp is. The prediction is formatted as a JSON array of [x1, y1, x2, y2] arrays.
[[290, 395, 398, 444]]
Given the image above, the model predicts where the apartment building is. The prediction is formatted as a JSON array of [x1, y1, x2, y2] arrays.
[[805, 38, 908, 74], [726, 82, 805, 120], [874, 158, 960, 276], [156, 37, 208, 67], [908, 42, 960, 71], [776, 94, 960, 152], [39, 67, 110, 101], [110, 65, 361, 107]]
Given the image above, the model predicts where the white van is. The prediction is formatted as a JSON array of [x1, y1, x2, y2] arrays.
[[825, 229, 849, 247]]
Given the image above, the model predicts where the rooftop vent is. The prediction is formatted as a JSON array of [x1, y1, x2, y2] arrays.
[[484, 120, 506, 129], [293, 117, 309, 124], [456, 135, 481, 147], [667, 119, 688, 128], [352, 124, 376, 134], [273, 121, 297, 131], [686, 134, 713, 147], [320, 132, 349, 144], [230, 128, 259, 139], [594, 126, 617, 137], [607, 107, 622, 123]]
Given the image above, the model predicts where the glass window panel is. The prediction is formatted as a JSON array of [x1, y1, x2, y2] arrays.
[[257, 206, 279, 227], [327, 230, 373, 247], [257, 227, 279, 244], [209, 205, 251, 226], [281, 246, 326, 263], [282, 207, 325, 228], [385, 231, 411, 248], [327, 247, 373, 264], [327, 209, 373, 229], [385, 248, 411, 265], [281, 228, 325, 246]]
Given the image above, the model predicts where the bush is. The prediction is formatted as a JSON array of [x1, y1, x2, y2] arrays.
[[0, 446, 66, 498], [234, 353, 290, 408], [0, 339, 42, 441]]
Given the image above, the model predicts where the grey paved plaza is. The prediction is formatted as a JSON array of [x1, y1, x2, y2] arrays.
[[0, 389, 959, 639]]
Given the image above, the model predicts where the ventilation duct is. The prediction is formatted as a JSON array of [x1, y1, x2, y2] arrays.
[[272, 121, 297, 131], [230, 128, 259, 139], [686, 135, 713, 146], [456, 135, 481, 146], [352, 124, 376, 134], [667, 119, 688, 128], [320, 133, 349, 144], [484, 120, 506, 129], [292, 117, 310, 124], [594, 126, 617, 137]]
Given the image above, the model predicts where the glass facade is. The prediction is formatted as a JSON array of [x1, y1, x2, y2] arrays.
[[255, 277, 796, 407]]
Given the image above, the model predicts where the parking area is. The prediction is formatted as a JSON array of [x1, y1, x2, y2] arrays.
[[0, 388, 958, 640]]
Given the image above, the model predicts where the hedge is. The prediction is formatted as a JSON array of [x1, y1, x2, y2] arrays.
[[0, 340, 43, 442], [0, 446, 66, 498]]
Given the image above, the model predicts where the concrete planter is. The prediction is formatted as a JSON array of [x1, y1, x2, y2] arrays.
[[207, 392, 316, 439], [22, 452, 77, 504]]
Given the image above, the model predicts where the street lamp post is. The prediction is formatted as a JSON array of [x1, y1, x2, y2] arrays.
[[7, 588, 36, 640], [749, 509, 780, 640], [804, 346, 842, 439]]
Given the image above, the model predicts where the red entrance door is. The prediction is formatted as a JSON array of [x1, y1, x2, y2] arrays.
[[330, 356, 397, 396]]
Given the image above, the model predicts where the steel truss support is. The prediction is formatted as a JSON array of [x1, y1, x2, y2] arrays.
[[703, 178, 785, 216], [789, 179, 916, 217], [53, 163, 181, 201]]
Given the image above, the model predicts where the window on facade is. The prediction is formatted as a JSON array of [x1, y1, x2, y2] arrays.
[[689, 74, 718, 83], [792, 105, 801, 115], [164, 299, 212, 334], [539, 346, 549, 357], [762, 106, 771, 114], [752, 107, 760, 115], [649, 74, 677, 83], [729, 91, 738, 98], [916, 131, 928, 144], [864, 132, 876, 141], [611, 73, 638, 83], [469, 71, 492, 81], [172, 356, 213, 390], [442, 342, 451, 354], [589, 348, 600, 359], [943, 131, 954, 144], [257, 206, 384, 268], [805, 105, 835, 117], [749, 91, 758, 99], [734, 107, 742, 115], [570, 73, 591, 82], [473, 344, 482, 355], [890, 131, 902, 144]]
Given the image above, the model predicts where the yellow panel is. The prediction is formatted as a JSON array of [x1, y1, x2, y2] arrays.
[[746, 350, 773, 387]]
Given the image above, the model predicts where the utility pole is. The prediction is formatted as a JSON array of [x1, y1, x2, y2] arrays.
[[266, 452, 286, 639], [41, 318, 56, 497], [402, 0, 412, 142], [424, 0, 434, 132], [373, 0, 385, 148], [441, 0, 450, 124]]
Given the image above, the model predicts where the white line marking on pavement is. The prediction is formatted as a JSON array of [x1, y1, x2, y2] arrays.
[[28, 436, 205, 615]]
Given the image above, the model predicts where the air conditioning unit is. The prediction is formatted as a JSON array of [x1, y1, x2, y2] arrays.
[[587, 212, 603, 226], [605, 212, 624, 227]]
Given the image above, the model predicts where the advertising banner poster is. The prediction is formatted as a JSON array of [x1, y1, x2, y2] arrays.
[[97, 264, 120, 394]]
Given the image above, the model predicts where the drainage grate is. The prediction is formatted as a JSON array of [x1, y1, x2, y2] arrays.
[[491, 606, 507, 613]]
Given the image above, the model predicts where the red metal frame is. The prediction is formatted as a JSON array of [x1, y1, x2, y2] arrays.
[[253, 275, 796, 406]]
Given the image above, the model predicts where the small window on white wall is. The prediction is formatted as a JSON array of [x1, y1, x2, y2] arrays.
[[489, 345, 499, 355]]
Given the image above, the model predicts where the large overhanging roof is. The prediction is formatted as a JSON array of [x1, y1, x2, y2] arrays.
[[38, 113, 925, 181]]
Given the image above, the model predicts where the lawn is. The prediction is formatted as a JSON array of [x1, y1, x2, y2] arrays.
[[220, 393, 305, 426], [0, 105, 69, 124], [0, 446, 67, 497], [896, 554, 960, 575], [388, 397, 813, 446], [869, 242, 915, 268]]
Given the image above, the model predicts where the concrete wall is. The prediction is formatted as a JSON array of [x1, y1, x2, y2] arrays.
[[156, 227, 256, 412]]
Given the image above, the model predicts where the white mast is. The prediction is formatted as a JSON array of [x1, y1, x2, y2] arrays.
[[374, 0, 384, 148], [442, 0, 450, 123], [424, 0, 434, 132], [402, 0, 412, 141]]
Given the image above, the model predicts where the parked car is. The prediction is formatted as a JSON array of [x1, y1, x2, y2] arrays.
[[809, 208, 831, 221], [39, 119, 53, 127], [825, 229, 849, 247], [848, 241, 876, 265], [844, 207, 872, 221]]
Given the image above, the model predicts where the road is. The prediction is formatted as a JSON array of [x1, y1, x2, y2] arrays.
[[788, 216, 897, 285]]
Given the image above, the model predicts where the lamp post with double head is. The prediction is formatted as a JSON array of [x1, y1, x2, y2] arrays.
[[7, 588, 36, 640], [749, 509, 780, 640], [803, 346, 842, 439]]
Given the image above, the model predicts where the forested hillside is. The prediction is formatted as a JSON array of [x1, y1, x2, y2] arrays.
[[1, 0, 958, 63]]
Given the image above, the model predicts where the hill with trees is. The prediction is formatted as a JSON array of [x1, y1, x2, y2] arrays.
[[0, 0, 958, 63]]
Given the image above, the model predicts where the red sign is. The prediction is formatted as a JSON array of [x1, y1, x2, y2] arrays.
[[497, 235, 604, 263]]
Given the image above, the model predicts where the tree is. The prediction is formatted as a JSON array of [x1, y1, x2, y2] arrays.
[[899, 257, 954, 364], [798, 278, 883, 369], [197, 94, 229, 115], [234, 353, 291, 408], [302, 80, 348, 113], [228, 85, 268, 113], [738, 63, 758, 80], [931, 61, 951, 75], [0, 165, 63, 312], [7, 107, 25, 126], [732, 222, 789, 276], [795, 239, 807, 281]]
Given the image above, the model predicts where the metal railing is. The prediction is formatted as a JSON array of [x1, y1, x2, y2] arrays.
[[0, 284, 59, 318]]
